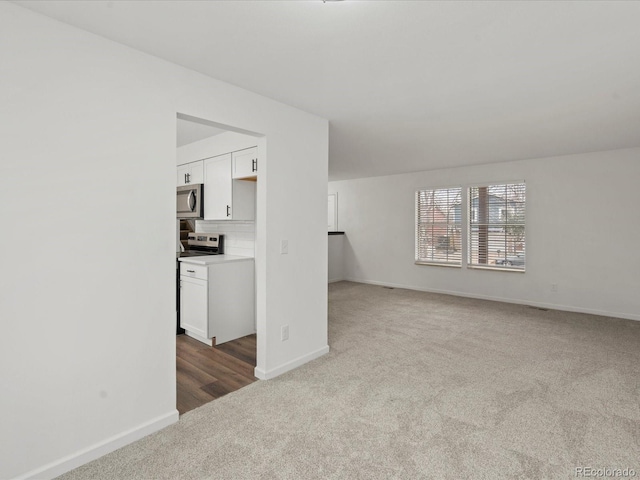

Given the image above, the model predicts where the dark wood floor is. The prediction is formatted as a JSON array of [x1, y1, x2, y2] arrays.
[[176, 334, 257, 415]]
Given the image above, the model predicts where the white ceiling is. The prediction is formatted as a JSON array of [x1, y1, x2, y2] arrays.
[[15, 0, 640, 181]]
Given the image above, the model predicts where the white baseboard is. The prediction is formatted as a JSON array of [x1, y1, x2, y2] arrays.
[[328, 277, 345, 283], [17, 410, 179, 480], [185, 330, 214, 346], [255, 345, 330, 380], [345, 277, 640, 322]]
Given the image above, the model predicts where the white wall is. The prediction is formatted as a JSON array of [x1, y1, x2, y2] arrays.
[[329, 148, 640, 321], [328, 235, 345, 283], [0, 4, 328, 479]]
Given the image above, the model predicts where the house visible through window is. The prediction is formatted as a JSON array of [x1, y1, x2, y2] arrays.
[[468, 182, 526, 270], [415, 187, 462, 266]]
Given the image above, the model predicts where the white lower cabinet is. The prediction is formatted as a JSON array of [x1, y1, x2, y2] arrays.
[[179, 276, 208, 338], [179, 258, 255, 346]]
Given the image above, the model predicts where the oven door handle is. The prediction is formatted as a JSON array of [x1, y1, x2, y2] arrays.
[[188, 190, 196, 212]]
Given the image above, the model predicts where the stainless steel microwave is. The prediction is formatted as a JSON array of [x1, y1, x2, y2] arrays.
[[177, 184, 203, 219]]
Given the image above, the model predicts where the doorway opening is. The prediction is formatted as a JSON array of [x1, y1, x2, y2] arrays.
[[175, 113, 262, 415]]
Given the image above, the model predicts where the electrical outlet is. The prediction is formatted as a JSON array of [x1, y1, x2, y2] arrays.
[[280, 239, 288, 255], [281, 325, 289, 341], [551, 283, 558, 293]]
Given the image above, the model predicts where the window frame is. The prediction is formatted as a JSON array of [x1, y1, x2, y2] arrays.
[[466, 181, 526, 272], [415, 186, 463, 268]]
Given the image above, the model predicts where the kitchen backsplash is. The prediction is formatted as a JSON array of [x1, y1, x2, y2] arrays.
[[195, 221, 255, 257]]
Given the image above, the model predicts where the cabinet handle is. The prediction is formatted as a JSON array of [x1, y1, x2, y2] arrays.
[[187, 270, 195, 273], [226, 205, 231, 217], [184, 173, 187, 184], [186, 172, 190, 184], [252, 158, 258, 172]]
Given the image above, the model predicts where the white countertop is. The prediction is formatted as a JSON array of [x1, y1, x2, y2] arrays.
[[178, 254, 254, 265]]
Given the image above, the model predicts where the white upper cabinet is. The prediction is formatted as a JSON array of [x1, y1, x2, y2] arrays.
[[203, 153, 256, 221], [232, 147, 258, 179], [177, 161, 204, 186], [203, 154, 233, 219]]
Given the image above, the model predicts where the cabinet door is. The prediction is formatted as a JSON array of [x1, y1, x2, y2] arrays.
[[203, 153, 232, 220], [179, 276, 208, 338], [177, 164, 190, 186], [188, 161, 204, 184], [232, 147, 258, 179], [177, 161, 204, 186]]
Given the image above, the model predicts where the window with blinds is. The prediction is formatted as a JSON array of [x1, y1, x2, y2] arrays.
[[468, 182, 526, 270], [415, 187, 462, 266]]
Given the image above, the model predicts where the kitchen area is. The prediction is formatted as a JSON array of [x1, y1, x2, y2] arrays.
[[175, 115, 260, 414]]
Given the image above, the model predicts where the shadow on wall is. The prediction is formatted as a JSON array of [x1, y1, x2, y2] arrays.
[[342, 234, 358, 281]]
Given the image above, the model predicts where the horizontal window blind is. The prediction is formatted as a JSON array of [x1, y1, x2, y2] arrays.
[[468, 183, 525, 270], [416, 187, 462, 265]]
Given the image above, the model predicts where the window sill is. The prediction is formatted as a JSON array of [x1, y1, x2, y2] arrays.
[[468, 265, 525, 273], [415, 261, 461, 268]]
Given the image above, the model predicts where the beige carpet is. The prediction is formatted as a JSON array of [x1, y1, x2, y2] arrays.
[[59, 281, 640, 479]]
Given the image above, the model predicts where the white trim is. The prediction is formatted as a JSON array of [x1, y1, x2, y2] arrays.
[[16, 410, 179, 480], [467, 265, 525, 273], [254, 345, 330, 380], [415, 184, 461, 192], [414, 261, 461, 268], [328, 193, 338, 232], [344, 277, 640, 323], [184, 330, 214, 346], [464, 179, 526, 189], [328, 277, 345, 283]]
